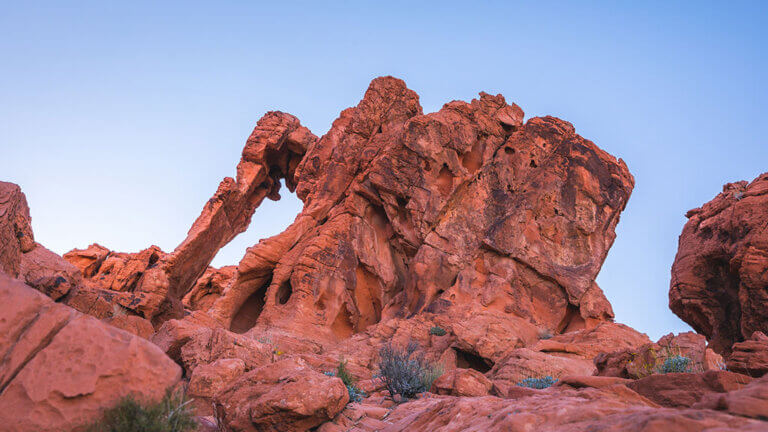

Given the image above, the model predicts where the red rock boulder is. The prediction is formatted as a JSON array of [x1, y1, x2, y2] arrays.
[[670, 173, 768, 354], [626, 370, 753, 408], [695, 373, 768, 421], [214, 357, 348, 432], [0, 274, 181, 432], [595, 331, 723, 379], [432, 368, 492, 397], [727, 331, 768, 377]]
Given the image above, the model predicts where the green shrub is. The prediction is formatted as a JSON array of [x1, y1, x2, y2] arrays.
[[378, 342, 443, 401], [658, 355, 692, 374], [345, 384, 366, 403], [85, 389, 196, 432], [627, 344, 702, 378], [326, 359, 367, 403], [336, 358, 355, 387], [516, 376, 557, 389], [429, 326, 447, 336]]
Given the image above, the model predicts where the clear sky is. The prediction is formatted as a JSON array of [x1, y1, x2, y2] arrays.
[[2, 1, 766, 340]]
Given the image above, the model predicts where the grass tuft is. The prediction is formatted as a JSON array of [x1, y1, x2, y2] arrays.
[[85, 388, 196, 432]]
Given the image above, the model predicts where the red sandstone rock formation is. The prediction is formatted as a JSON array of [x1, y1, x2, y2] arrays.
[[55, 76, 634, 363], [318, 386, 765, 431], [595, 331, 723, 379], [0, 181, 35, 277], [5, 77, 767, 431], [214, 357, 349, 432], [727, 331, 768, 377], [1, 182, 82, 300], [0, 274, 180, 432], [61, 112, 316, 323], [670, 172, 768, 354], [695, 373, 768, 421], [625, 370, 753, 408], [197, 77, 633, 355]]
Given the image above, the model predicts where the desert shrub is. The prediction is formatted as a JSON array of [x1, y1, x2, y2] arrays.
[[326, 359, 367, 403], [658, 355, 692, 374], [377, 342, 443, 401], [429, 326, 447, 336], [346, 384, 366, 403], [336, 358, 355, 386], [628, 344, 701, 378], [85, 389, 196, 432], [516, 375, 557, 389]]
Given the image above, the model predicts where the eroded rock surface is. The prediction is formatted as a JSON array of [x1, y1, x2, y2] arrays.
[[0, 181, 35, 277], [596, 331, 723, 379], [0, 275, 181, 432], [200, 77, 634, 357], [6, 77, 760, 431], [214, 357, 348, 432], [727, 331, 768, 377], [670, 173, 768, 354]]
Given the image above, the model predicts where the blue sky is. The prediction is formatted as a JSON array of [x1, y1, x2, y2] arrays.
[[1, 1, 766, 340]]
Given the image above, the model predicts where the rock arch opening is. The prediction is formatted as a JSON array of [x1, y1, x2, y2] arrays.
[[210, 180, 304, 268], [230, 277, 271, 334]]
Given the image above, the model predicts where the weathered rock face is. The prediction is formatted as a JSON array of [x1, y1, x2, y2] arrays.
[[626, 370, 753, 408], [0, 182, 83, 301], [51, 77, 633, 363], [670, 173, 768, 354], [2, 77, 663, 431], [214, 357, 348, 432], [695, 373, 768, 421], [0, 181, 35, 277], [200, 76, 633, 352], [488, 348, 595, 397], [0, 274, 181, 432], [64, 244, 165, 292], [532, 321, 651, 360], [61, 113, 316, 323], [183, 265, 236, 312], [727, 331, 768, 377], [322, 388, 765, 432], [432, 368, 492, 397], [595, 331, 723, 379]]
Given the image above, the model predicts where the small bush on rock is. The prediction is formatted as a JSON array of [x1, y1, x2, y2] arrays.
[[658, 355, 693, 374], [378, 342, 443, 401], [346, 384, 366, 403], [628, 344, 701, 378], [429, 326, 447, 336], [326, 359, 367, 403], [516, 375, 557, 389], [336, 358, 355, 387], [86, 389, 196, 432]]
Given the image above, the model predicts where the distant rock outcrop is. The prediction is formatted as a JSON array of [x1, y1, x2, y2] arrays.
[[670, 173, 768, 354]]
